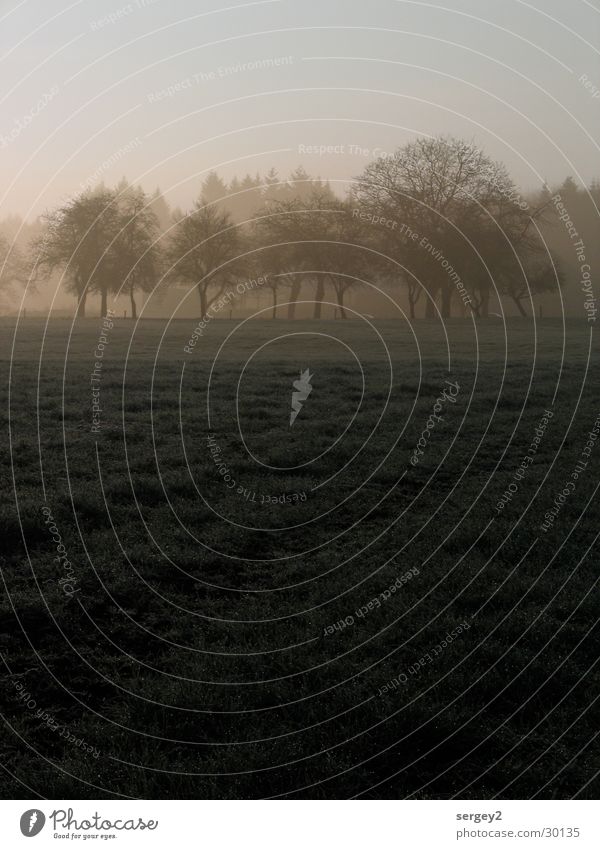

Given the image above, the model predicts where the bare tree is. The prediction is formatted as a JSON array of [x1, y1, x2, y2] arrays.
[[253, 190, 361, 319], [252, 197, 309, 319], [495, 246, 564, 317], [355, 136, 547, 318], [167, 203, 242, 317], [111, 184, 162, 319], [34, 188, 119, 317]]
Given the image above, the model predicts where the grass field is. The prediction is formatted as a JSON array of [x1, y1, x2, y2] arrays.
[[0, 316, 598, 799]]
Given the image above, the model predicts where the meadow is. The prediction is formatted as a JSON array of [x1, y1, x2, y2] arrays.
[[0, 316, 597, 799]]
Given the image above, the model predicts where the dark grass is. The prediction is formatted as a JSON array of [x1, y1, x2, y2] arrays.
[[0, 317, 598, 799]]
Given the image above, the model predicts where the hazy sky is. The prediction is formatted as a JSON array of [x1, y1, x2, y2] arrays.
[[1, 0, 599, 220]]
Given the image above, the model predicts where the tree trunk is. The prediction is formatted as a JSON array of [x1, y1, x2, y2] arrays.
[[130, 287, 137, 320], [272, 288, 277, 319], [313, 278, 325, 319], [511, 294, 528, 317], [408, 281, 420, 320], [336, 288, 347, 319], [100, 286, 108, 318], [408, 296, 415, 320], [479, 287, 489, 318], [198, 285, 207, 318], [287, 279, 301, 320]]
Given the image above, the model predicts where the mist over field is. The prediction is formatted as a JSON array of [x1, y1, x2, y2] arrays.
[[0, 0, 598, 808]]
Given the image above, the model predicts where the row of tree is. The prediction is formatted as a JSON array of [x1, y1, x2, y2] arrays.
[[2, 136, 593, 320]]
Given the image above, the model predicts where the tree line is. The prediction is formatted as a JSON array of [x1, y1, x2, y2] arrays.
[[2, 135, 597, 320]]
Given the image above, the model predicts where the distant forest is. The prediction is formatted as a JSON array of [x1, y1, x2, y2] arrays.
[[1, 136, 597, 320]]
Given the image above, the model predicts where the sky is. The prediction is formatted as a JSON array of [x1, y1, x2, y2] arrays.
[[1, 0, 599, 220]]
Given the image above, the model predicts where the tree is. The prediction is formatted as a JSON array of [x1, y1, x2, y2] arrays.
[[308, 197, 371, 319], [250, 214, 295, 319], [167, 202, 242, 317], [260, 269, 285, 319], [253, 188, 356, 319], [533, 178, 595, 319], [111, 185, 162, 319], [35, 188, 119, 317], [200, 172, 228, 206], [252, 196, 308, 319], [495, 244, 564, 317], [355, 136, 546, 318], [149, 188, 172, 232], [0, 234, 26, 309], [226, 173, 263, 223]]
